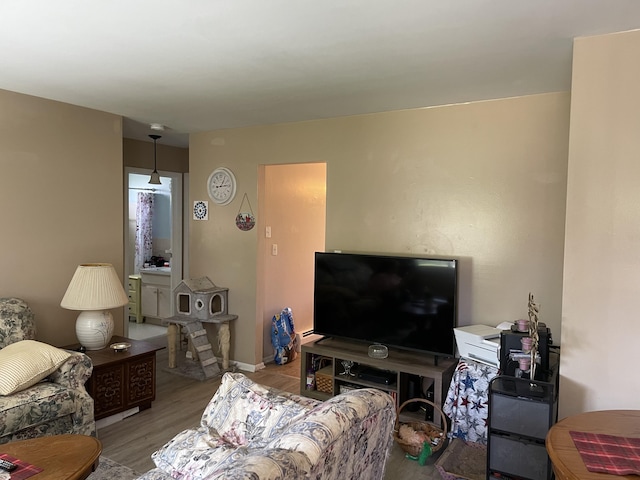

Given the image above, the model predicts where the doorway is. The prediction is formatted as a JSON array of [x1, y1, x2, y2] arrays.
[[258, 163, 326, 363], [124, 168, 184, 340]]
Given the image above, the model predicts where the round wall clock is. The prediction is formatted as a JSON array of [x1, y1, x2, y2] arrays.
[[207, 167, 237, 206]]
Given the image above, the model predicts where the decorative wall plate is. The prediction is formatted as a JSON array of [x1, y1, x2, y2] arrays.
[[235, 193, 255, 231], [236, 212, 256, 231], [193, 200, 208, 220]]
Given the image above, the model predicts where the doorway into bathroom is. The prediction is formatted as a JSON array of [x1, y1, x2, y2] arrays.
[[123, 168, 184, 341]]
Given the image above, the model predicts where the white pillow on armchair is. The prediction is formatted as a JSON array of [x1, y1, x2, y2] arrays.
[[0, 340, 71, 395]]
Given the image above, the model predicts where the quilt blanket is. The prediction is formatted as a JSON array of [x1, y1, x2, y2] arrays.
[[443, 359, 499, 445]]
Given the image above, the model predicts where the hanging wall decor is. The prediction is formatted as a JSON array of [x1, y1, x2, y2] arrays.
[[193, 200, 209, 221], [235, 193, 256, 231]]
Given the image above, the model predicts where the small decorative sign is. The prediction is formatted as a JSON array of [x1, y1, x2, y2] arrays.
[[193, 200, 208, 220]]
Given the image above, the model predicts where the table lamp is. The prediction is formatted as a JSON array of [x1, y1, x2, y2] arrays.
[[60, 263, 129, 350]]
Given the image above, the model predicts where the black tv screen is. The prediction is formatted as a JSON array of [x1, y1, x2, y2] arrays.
[[313, 252, 458, 357]]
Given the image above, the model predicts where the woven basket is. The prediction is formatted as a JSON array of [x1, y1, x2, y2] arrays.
[[315, 365, 333, 394], [394, 397, 448, 456]]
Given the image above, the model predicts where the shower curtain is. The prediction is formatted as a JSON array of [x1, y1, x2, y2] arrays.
[[135, 192, 154, 273]]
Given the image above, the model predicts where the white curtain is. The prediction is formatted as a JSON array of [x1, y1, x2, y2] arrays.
[[135, 192, 154, 273]]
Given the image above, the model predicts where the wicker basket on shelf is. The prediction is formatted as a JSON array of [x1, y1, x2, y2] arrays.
[[394, 398, 448, 456], [315, 365, 333, 394]]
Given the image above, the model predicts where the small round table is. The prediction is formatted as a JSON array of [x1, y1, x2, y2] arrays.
[[546, 410, 640, 479], [0, 434, 101, 480]]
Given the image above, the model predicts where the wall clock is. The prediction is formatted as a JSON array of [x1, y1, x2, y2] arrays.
[[207, 167, 237, 206]]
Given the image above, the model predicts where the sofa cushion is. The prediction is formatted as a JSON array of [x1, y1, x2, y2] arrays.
[[203, 448, 312, 480], [0, 382, 78, 438], [200, 372, 315, 448], [0, 340, 71, 395], [152, 427, 312, 480]]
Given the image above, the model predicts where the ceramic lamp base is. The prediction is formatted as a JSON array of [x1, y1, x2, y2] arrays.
[[75, 310, 114, 350]]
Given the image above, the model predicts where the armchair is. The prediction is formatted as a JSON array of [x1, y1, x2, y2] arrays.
[[0, 297, 96, 444]]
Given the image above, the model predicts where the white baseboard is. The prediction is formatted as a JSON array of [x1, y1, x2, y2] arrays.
[[234, 361, 265, 372], [96, 406, 140, 429]]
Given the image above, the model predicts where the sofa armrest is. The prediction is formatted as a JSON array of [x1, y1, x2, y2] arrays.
[[267, 388, 396, 479], [48, 351, 93, 389]]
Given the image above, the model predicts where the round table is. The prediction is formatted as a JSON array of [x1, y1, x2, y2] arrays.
[[546, 410, 640, 479], [0, 434, 102, 480]]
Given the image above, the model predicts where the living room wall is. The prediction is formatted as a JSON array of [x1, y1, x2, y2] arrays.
[[560, 29, 640, 418], [189, 92, 571, 367], [0, 89, 124, 347]]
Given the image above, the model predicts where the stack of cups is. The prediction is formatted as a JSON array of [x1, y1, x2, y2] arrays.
[[518, 357, 531, 371]]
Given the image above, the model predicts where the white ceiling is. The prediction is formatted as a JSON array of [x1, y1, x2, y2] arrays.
[[2, 1, 639, 148]]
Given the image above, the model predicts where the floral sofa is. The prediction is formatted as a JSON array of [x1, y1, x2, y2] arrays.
[[136, 372, 396, 480], [0, 297, 96, 444]]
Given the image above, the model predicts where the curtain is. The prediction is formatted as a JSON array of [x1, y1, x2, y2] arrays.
[[135, 192, 154, 273]]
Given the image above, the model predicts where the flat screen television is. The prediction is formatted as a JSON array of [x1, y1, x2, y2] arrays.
[[313, 251, 458, 358]]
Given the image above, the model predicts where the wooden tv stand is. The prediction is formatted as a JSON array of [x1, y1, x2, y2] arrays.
[[300, 337, 457, 428]]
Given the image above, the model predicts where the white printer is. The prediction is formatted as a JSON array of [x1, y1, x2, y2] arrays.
[[454, 324, 501, 367]]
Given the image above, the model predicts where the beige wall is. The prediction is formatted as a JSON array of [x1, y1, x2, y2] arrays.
[[259, 163, 326, 360], [190, 92, 570, 366], [123, 138, 189, 172], [560, 29, 640, 418], [0, 89, 124, 347]]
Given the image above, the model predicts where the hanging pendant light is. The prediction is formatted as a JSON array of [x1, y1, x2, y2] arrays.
[[149, 134, 162, 185]]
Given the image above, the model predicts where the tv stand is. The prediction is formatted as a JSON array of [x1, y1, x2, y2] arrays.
[[300, 338, 457, 428]]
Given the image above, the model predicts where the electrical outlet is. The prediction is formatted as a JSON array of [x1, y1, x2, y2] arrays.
[[266, 226, 272, 238], [272, 244, 278, 256]]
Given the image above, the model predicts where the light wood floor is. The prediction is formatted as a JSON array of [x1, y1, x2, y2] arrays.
[[97, 340, 302, 474]]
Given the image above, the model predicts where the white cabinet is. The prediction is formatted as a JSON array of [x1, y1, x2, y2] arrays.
[[141, 271, 172, 320]]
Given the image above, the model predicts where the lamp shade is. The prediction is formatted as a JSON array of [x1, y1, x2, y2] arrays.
[[61, 263, 129, 310], [61, 263, 129, 350]]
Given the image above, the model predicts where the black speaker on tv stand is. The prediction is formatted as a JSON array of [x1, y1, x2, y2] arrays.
[[499, 324, 552, 379]]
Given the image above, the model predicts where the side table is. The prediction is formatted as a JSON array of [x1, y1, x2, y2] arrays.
[[546, 410, 640, 479], [0, 434, 101, 480], [64, 336, 164, 420]]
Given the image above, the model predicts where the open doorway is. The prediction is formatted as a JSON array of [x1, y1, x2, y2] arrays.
[[124, 168, 183, 340], [258, 163, 326, 363]]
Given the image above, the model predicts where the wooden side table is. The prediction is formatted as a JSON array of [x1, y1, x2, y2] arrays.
[[0, 434, 101, 480], [64, 336, 164, 420], [546, 410, 640, 479]]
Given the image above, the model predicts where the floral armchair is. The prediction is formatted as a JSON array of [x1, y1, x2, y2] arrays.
[[0, 297, 96, 444], [136, 372, 396, 480]]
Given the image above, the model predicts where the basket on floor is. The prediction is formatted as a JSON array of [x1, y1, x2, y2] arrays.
[[394, 397, 448, 456]]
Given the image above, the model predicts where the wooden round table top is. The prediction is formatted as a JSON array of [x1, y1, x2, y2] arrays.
[[0, 434, 102, 480], [546, 410, 640, 480]]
